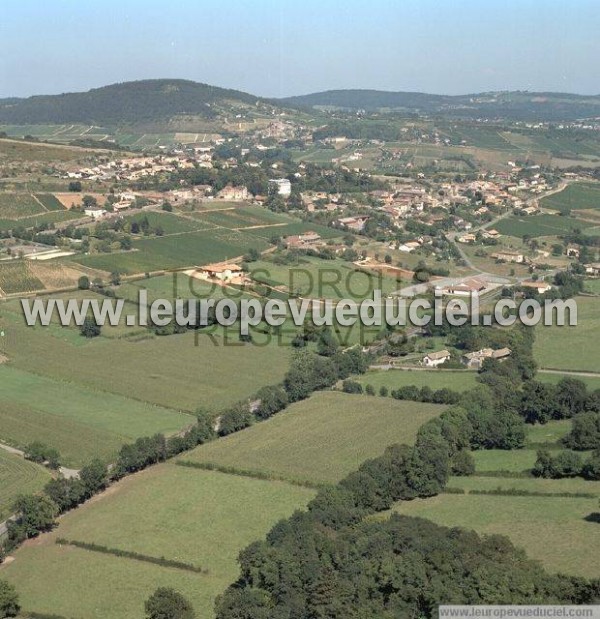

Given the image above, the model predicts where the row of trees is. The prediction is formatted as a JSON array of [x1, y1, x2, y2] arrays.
[[533, 448, 600, 480]]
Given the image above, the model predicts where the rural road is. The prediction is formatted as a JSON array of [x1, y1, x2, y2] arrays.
[[538, 368, 600, 379], [0, 441, 80, 479]]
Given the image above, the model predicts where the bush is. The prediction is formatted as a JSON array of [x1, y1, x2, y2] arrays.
[[342, 379, 363, 394], [145, 587, 195, 619], [0, 580, 19, 618]]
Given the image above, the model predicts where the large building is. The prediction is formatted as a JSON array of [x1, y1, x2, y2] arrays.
[[269, 178, 292, 197]]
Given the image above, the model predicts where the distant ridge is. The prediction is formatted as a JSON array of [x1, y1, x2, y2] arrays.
[[278, 89, 600, 121], [0, 79, 262, 125], [2, 80, 600, 125]]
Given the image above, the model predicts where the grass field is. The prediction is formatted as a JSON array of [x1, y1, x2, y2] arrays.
[[0, 366, 193, 466], [534, 296, 600, 371], [538, 371, 600, 391], [394, 491, 599, 577], [1, 464, 315, 619], [182, 391, 444, 484], [541, 182, 600, 215], [125, 211, 215, 235], [495, 214, 584, 238], [356, 369, 478, 392], [34, 193, 66, 211], [584, 278, 600, 295], [1, 296, 291, 412], [0, 209, 80, 232], [0, 449, 52, 520]]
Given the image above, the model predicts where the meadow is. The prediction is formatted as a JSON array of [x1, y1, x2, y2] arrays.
[[0, 365, 193, 466], [394, 492, 599, 577], [182, 391, 444, 484], [534, 295, 600, 372], [0, 449, 52, 520], [1, 295, 292, 412], [356, 369, 478, 392], [1, 464, 315, 619]]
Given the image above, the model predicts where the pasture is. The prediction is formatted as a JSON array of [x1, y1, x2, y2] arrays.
[[534, 295, 600, 371], [356, 369, 478, 393], [1, 465, 314, 619], [0, 365, 193, 466], [1, 297, 292, 412], [182, 391, 444, 484], [0, 449, 52, 520], [394, 491, 599, 577]]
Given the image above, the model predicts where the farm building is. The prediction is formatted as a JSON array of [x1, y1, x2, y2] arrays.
[[422, 350, 451, 367], [200, 263, 244, 283], [462, 347, 511, 369]]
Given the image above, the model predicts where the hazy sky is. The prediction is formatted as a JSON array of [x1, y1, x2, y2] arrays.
[[1, 0, 599, 98]]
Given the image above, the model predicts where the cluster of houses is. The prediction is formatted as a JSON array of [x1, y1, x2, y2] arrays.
[[422, 346, 512, 370]]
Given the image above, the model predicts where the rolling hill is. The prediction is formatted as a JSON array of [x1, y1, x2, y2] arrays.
[[0, 79, 263, 126], [279, 89, 600, 121]]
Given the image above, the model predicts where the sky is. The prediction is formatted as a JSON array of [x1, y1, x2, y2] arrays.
[[1, 0, 599, 99]]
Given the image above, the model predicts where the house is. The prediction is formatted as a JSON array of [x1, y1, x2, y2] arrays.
[[216, 185, 250, 201], [398, 241, 421, 253], [521, 280, 553, 294], [423, 350, 451, 367], [457, 233, 476, 244], [283, 231, 321, 248], [491, 251, 524, 264], [438, 278, 488, 297], [565, 245, 580, 258], [584, 263, 600, 277], [463, 347, 512, 369], [84, 207, 106, 220], [336, 216, 369, 232], [268, 178, 292, 197], [200, 263, 244, 283], [483, 229, 500, 239]]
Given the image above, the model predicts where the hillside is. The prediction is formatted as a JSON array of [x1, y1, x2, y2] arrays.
[[279, 89, 600, 121], [0, 79, 262, 125]]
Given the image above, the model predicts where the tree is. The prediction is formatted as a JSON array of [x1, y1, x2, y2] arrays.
[[78, 275, 90, 290], [342, 379, 363, 394], [9, 494, 58, 542], [110, 270, 122, 286], [80, 316, 101, 338], [82, 195, 98, 208], [0, 580, 19, 618], [68, 181, 82, 192], [145, 587, 195, 619], [79, 458, 108, 496], [365, 383, 376, 396]]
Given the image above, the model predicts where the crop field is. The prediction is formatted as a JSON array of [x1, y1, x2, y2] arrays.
[[125, 211, 215, 235], [0, 366, 193, 466], [534, 296, 600, 371], [0, 261, 44, 294], [394, 491, 599, 577], [1, 464, 315, 619], [0, 449, 52, 520], [34, 193, 66, 211], [1, 297, 292, 412], [0, 137, 103, 163], [72, 227, 270, 274], [541, 182, 600, 215], [495, 214, 584, 238], [182, 391, 444, 484], [0, 209, 80, 232], [0, 192, 46, 219], [193, 205, 295, 229], [356, 369, 478, 392]]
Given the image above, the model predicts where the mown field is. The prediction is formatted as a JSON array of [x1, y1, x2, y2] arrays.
[[355, 369, 478, 392], [0, 449, 52, 520], [182, 391, 444, 484], [1, 295, 292, 412], [534, 296, 600, 371], [541, 182, 600, 215], [0, 365, 193, 466], [391, 418, 600, 578], [0, 465, 315, 619]]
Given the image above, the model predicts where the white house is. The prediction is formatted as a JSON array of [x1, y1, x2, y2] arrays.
[[84, 207, 106, 220], [269, 178, 292, 197], [423, 349, 451, 367]]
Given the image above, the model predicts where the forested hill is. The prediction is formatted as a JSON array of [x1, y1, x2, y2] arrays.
[[279, 89, 600, 121], [0, 79, 262, 125]]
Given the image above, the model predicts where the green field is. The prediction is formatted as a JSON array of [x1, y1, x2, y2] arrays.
[[394, 491, 599, 577], [183, 391, 444, 484], [72, 227, 270, 274], [1, 297, 291, 413], [356, 369, 478, 392], [125, 211, 215, 235], [0, 209, 80, 232], [0, 366, 193, 466], [541, 182, 600, 215], [538, 371, 600, 391], [0, 261, 44, 294], [584, 278, 600, 295], [0, 449, 52, 520], [534, 296, 600, 371], [34, 193, 66, 211], [1, 464, 314, 619], [495, 214, 584, 238]]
